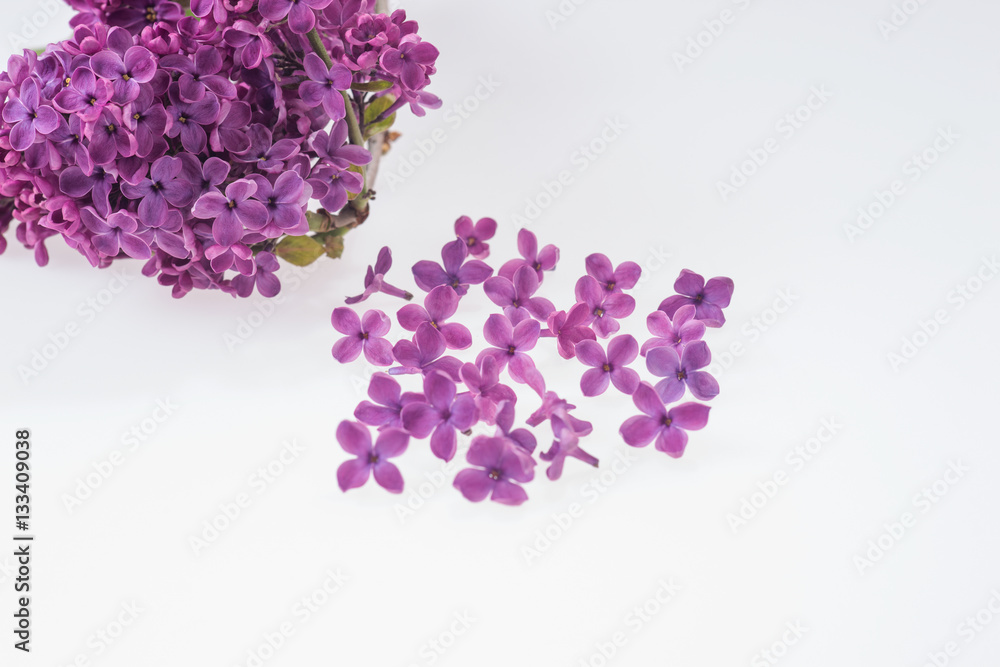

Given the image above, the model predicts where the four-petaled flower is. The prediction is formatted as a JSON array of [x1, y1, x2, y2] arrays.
[[331, 307, 393, 366], [299, 53, 352, 119], [397, 285, 472, 349], [641, 304, 705, 356], [379, 36, 440, 90], [575, 275, 636, 338], [645, 340, 719, 403], [477, 314, 545, 395], [412, 239, 493, 295], [258, 0, 332, 34], [192, 179, 268, 246], [585, 253, 641, 294], [659, 269, 734, 328], [484, 265, 556, 324], [80, 208, 150, 259], [539, 422, 598, 480], [401, 371, 477, 461], [90, 45, 157, 103], [544, 303, 597, 359], [390, 322, 462, 380], [454, 215, 496, 259], [453, 435, 536, 506], [500, 228, 559, 282], [354, 373, 424, 431], [120, 156, 193, 228], [2, 79, 60, 152], [336, 421, 409, 493], [575, 334, 640, 397], [620, 383, 710, 457]]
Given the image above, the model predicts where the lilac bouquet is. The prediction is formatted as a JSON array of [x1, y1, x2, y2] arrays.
[[334, 219, 735, 506], [0, 0, 438, 297]]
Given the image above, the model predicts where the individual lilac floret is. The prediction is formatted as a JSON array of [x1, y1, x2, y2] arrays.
[[484, 265, 556, 323], [620, 383, 710, 457], [192, 179, 267, 246], [80, 208, 150, 259], [585, 253, 641, 294], [298, 53, 351, 119], [659, 269, 734, 328], [259, 0, 331, 33], [499, 228, 558, 282], [231, 252, 281, 298], [645, 341, 719, 403], [493, 400, 536, 454], [396, 285, 472, 350], [336, 421, 409, 493], [411, 239, 493, 295], [345, 247, 413, 304], [2, 79, 59, 151], [454, 215, 496, 259], [120, 156, 193, 228], [401, 371, 477, 461], [379, 37, 440, 90], [641, 304, 706, 356], [477, 313, 545, 395], [544, 303, 596, 359], [390, 322, 462, 380], [453, 435, 536, 506], [90, 45, 156, 103], [539, 422, 598, 480], [575, 335, 640, 397], [354, 372, 425, 431], [460, 357, 516, 426], [526, 392, 594, 436], [575, 275, 636, 338], [331, 307, 393, 365]]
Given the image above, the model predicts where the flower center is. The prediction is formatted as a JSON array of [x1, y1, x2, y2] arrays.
[[511, 300, 520, 308], [360, 332, 369, 340], [178, 115, 188, 124], [488, 469, 501, 481], [430, 320, 438, 329], [133, 112, 142, 120], [369, 453, 379, 464], [533, 261, 542, 270], [602, 363, 611, 372], [594, 307, 604, 318], [506, 345, 516, 355], [227, 200, 237, 209], [606, 281, 615, 291], [88, 97, 97, 106], [450, 279, 460, 288], [466, 237, 476, 246], [123, 73, 131, 81], [662, 416, 672, 427], [694, 293, 704, 304], [145, 6, 157, 21], [64, 77, 71, 86], [105, 123, 116, 134], [676, 370, 687, 381]]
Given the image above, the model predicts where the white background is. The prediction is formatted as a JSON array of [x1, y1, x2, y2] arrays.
[[3, 0, 1000, 665]]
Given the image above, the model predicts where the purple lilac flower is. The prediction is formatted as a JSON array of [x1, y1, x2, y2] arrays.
[[231, 251, 281, 298], [222, 20, 272, 69], [659, 269, 735, 327], [123, 88, 168, 157], [645, 341, 719, 403], [311, 120, 373, 169], [526, 392, 593, 436], [336, 421, 408, 493], [53, 68, 112, 122], [259, 0, 332, 33], [89, 106, 136, 165], [641, 304, 705, 356], [544, 303, 597, 360], [210, 100, 252, 153], [390, 322, 462, 380], [499, 228, 559, 282], [379, 36, 439, 90], [345, 246, 413, 304], [89, 45, 156, 103], [161, 45, 236, 103], [453, 435, 535, 506], [2, 79, 59, 151], [246, 172, 310, 237], [235, 125, 299, 172], [299, 53, 351, 119], [309, 163, 364, 213], [620, 383, 710, 457], [396, 285, 472, 350], [120, 156, 192, 228], [585, 253, 641, 294], [411, 239, 493, 295], [192, 179, 268, 246], [484, 264, 556, 324], [477, 313, 545, 395], [80, 208, 150, 259], [539, 422, 598, 480], [460, 357, 515, 426], [331, 307, 393, 365], [575, 275, 636, 338], [493, 400, 536, 454], [401, 371, 477, 461], [454, 215, 495, 258], [354, 372, 424, 430], [165, 91, 220, 153], [575, 334, 640, 397]]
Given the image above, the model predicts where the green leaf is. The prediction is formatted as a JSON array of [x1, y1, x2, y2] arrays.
[[364, 113, 396, 140], [275, 235, 325, 266], [363, 94, 396, 124], [306, 209, 332, 232], [318, 232, 345, 259], [352, 80, 393, 93]]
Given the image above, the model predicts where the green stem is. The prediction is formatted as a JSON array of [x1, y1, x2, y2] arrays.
[[305, 27, 370, 215]]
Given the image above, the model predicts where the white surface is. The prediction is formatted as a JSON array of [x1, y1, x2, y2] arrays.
[[3, 1, 1000, 665]]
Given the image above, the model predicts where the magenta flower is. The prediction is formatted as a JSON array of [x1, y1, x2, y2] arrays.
[[309, 163, 365, 213], [246, 172, 310, 236], [231, 252, 281, 298], [336, 421, 409, 493], [499, 228, 559, 282], [312, 120, 373, 169], [659, 269, 734, 328], [484, 265, 556, 323], [401, 371, 477, 461], [90, 45, 156, 103], [120, 156, 193, 228], [645, 341, 719, 403], [205, 242, 254, 275], [460, 357, 516, 425], [526, 392, 593, 436], [641, 305, 705, 356], [379, 36, 439, 90], [259, 0, 331, 33], [89, 106, 136, 165], [453, 435, 535, 506], [165, 91, 220, 153], [345, 246, 413, 304], [477, 314, 544, 395], [2, 79, 59, 151], [585, 253, 641, 294], [331, 307, 393, 365], [397, 285, 472, 350], [354, 373, 424, 430], [544, 303, 597, 359], [122, 88, 168, 158], [620, 383, 710, 457], [575, 335, 640, 397], [412, 239, 493, 295], [161, 45, 236, 103], [454, 215, 496, 259], [299, 53, 352, 119], [539, 422, 598, 480], [493, 400, 536, 454], [80, 208, 150, 259], [192, 179, 268, 246], [390, 322, 463, 380], [235, 125, 300, 172], [53, 68, 112, 122], [222, 20, 273, 69], [575, 275, 636, 338]]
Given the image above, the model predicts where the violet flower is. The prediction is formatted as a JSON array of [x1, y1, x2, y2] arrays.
[[259, 0, 331, 33], [453, 435, 535, 506], [120, 156, 193, 228], [299, 53, 352, 119], [493, 400, 536, 454], [90, 45, 156, 103], [641, 305, 705, 356], [354, 373, 424, 430], [390, 322, 463, 380], [539, 423, 598, 480], [460, 357, 516, 426], [575, 335, 640, 397], [620, 383, 710, 457], [336, 421, 408, 493], [659, 269, 734, 328], [331, 307, 393, 366], [454, 215, 496, 258], [192, 179, 268, 246], [544, 303, 596, 359], [345, 246, 413, 304], [585, 253, 641, 294], [231, 251, 281, 298], [80, 208, 150, 259], [575, 275, 636, 338], [53, 68, 112, 122], [379, 36, 439, 90], [499, 228, 558, 282], [645, 341, 719, 403], [400, 371, 477, 461], [484, 265, 556, 323], [411, 239, 493, 295], [396, 285, 472, 350], [477, 313, 545, 395], [2, 79, 59, 151]]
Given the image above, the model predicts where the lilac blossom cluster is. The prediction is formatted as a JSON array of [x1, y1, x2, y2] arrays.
[[334, 217, 735, 506], [0, 0, 439, 297]]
